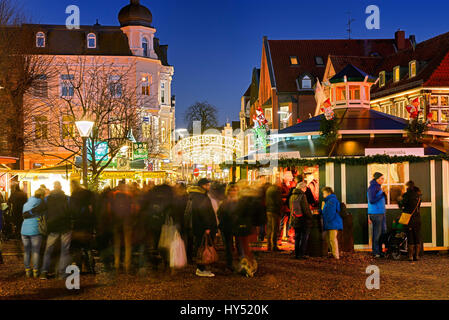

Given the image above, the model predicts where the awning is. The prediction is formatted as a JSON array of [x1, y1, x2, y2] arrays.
[[0, 156, 18, 164]]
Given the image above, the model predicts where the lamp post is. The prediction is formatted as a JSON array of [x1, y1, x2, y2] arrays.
[[75, 120, 94, 188]]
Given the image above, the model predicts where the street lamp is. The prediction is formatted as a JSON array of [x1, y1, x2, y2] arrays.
[[75, 120, 94, 188]]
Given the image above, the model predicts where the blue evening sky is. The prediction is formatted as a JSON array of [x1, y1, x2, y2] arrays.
[[19, 0, 449, 128]]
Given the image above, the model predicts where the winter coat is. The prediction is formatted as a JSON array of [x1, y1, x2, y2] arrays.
[[398, 187, 422, 228], [321, 194, 343, 231], [45, 190, 71, 234], [234, 194, 260, 237], [265, 184, 282, 214], [21, 197, 42, 236], [8, 189, 27, 223], [367, 179, 386, 215], [289, 188, 313, 228], [70, 188, 95, 234], [217, 199, 239, 235], [187, 186, 217, 238]]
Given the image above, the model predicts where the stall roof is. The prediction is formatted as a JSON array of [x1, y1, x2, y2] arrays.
[[242, 136, 444, 160]]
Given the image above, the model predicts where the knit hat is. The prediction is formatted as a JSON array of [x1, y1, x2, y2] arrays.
[[373, 172, 384, 180], [198, 178, 211, 187]]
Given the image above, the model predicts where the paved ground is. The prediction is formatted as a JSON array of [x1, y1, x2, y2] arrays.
[[1, 248, 449, 300]]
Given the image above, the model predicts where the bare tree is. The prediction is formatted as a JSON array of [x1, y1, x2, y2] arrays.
[[25, 56, 140, 188], [184, 101, 219, 133], [0, 0, 54, 168]]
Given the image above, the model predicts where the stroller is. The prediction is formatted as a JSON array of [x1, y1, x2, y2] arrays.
[[383, 218, 408, 260]]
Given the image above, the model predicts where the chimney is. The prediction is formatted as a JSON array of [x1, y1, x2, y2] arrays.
[[409, 35, 416, 50], [395, 30, 406, 51]]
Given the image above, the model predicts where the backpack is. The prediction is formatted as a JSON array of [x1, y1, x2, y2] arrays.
[[291, 194, 304, 218]]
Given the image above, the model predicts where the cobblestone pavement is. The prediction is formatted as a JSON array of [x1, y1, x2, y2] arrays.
[[1, 249, 449, 300]]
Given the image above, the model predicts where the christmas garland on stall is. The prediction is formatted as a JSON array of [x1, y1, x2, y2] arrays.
[[220, 153, 449, 170]]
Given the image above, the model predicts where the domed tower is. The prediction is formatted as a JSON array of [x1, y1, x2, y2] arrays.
[[119, 0, 157, 58]]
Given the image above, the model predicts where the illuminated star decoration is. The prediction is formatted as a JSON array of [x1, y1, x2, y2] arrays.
[[406, 97, 420, 119]]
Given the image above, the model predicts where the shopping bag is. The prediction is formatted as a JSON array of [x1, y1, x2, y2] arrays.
[[197, 232, 218, 265], [170, 231, 187, 269], [159, 217, 176, 250], [398, 212, 412, 225]]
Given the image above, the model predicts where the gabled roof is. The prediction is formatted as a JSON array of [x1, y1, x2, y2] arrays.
[[328, 55, 382, 78], [371, 31, 449, 97], [266, 38, 408, 93], [329, 64, 377, 83]]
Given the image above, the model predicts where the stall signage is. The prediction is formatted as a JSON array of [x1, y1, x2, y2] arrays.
[[255, 151, 301, 161], [365, 148, 425, 157], [141, 172, 167, 179], [101, 171, 136, 179]]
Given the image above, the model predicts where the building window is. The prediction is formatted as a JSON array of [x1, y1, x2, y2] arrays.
[[301, 75, 312, 89], [379, 71, 386, 87], [279, 106, 290, 129], [393, 66, 400, 82], [315, 56, 324, 66], [60, 74, 74, 97], [87, 33, 96, 48], [290, 56, 299, 65], [429, 95, 449, 123], [264, 108, 272, 124], [142, 37, 149, 57], [36, 32, 45, 48], [336, 86, 346, 101], [142, 122, 152, 139], [160, 82, 166, 104], [33, 75, 48, 97], [161, 121, 166, 143], [110, 123, 124, 138], [369, 163, 408, 205], [108, 75, 122, 98], [141, 75, 151, 96], [35, 116, 48, 140], [364, 86, 370, 100], [393, 100, 407, 119], [62, 115, 74, 139], [349, 86, 360, 100], [409, 61, 417, 78]]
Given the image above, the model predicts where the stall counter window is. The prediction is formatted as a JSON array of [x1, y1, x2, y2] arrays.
[[368, 162, 408, 205]]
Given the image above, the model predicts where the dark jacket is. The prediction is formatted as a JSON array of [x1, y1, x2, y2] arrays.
[[265, 184, 282, 214], [187, 186, 217, 238], [321, 194, 343, 231], [234, 193, 260, 237], [70, 188, 95, 234], [289, 188, 313, 228], [45, 190, 71, 234], [398, 186, 422, 227], [217, 199, 239, 235], [8, 189, 27, 221]]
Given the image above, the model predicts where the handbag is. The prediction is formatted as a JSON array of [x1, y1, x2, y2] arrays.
[[158, 216, 176, 250], [38, 214, 48, 236], [197, 232, 218, 265], [399, 199, 421, 225]]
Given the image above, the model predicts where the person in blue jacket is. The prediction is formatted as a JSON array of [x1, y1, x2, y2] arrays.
[[367, 172, 387, 258], [320, 187, 343, 260], [21, 188, 46, 278]]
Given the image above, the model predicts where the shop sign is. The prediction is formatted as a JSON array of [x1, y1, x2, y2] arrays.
[[141, 171, 167, 179], [365, 148, 425, 157], [133, 142, 148, 160], [87, 140, 109, 162], [101, 171, 136, 179]]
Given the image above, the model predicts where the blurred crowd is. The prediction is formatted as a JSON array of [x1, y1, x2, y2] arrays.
[[0, 169, 423, 281]]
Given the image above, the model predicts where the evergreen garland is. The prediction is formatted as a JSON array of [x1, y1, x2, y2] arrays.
[[405, 118, 428, 143], [220, 153, 449, 169], [319, 117, 339, 146]]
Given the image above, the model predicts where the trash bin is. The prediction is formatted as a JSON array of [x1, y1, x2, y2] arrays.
[[307, 214, 327, 257]]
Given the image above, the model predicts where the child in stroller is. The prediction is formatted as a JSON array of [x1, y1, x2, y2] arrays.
[[382, 217, 407, 260]]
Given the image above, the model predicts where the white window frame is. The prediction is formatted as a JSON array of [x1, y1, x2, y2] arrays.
[[87, 33, 96, 48], [393, 66, 400, 83], [409, 60, 417, 78], [36, 32, 45, 48], [367, 162, 409, 207], [379, 71, 386, 87]]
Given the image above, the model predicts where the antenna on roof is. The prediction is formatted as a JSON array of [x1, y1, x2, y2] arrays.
[[346, 12, 355, 40]]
